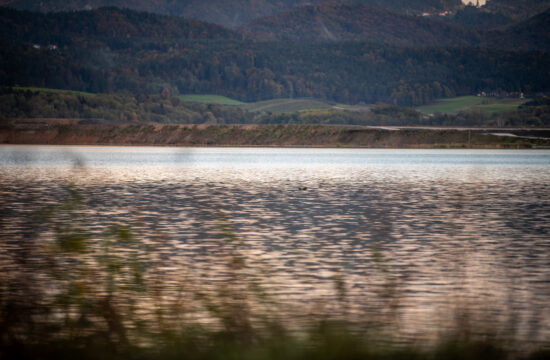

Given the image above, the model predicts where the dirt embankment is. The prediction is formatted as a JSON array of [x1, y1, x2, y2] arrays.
[[1, 123, 549, 148]]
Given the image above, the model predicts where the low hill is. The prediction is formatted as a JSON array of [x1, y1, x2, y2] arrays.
[[239, 3, 479, 46]]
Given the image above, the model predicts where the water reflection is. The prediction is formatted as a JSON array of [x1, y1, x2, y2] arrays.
[[2, 146, 550, 168], [0, 146, 549, 347]]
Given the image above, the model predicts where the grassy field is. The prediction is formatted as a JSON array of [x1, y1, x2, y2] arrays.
[[240, 98, 334, 113], [14, 86, 95, 96], [417, 96, 528, 115], [179, 96, 371, 113], [178, 94, 245, 105]]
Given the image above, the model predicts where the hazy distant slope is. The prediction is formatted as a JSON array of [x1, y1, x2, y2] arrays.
[[239, 3, 479, 46], [0, 7, 237, 43], [4, 0, 462, 27]]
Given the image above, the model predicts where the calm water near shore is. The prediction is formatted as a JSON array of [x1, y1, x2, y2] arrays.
[[1, 146, 550, 343]]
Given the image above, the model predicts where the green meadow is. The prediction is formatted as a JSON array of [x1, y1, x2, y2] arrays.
[[417, 96, 528, 115], [178, 94, 245, 105], [178, 95, 339, 113], [240, 98, 334, 113]]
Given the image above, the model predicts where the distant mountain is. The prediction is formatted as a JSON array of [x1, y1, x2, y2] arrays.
[[239, 3, 479, 46], [0, 7, 236, 44], [4, 0, 462, 27]]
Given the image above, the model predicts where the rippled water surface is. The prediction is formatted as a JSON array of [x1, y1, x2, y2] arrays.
[[1, 146, 550, 342]]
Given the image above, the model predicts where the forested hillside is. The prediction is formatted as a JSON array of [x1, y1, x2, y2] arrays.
[[4, 0, 462, 27], [2, 38, 549, 106], [240, 3, 479, 45], [3, 0, 309, 27], [447, 0, 550, 31], [0, 87, 253, 124], [0, 7, 236, 44], [343, 0, 461, 14], [446, 4, 512, 30], [488, 9, 550, 51], [3, 88, 549, 128], [1, 6, 549, 107], [483, 0, 550, 21], [240, 2, 550, 50]]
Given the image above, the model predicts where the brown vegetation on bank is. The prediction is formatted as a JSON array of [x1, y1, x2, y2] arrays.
[[2, 123, 549, 148]]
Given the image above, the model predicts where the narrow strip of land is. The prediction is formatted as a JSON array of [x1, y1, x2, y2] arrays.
[[2, 123, 549, 149]]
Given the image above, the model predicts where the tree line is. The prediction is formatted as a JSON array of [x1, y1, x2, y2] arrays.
[[2, 39, 549, 107], [1, 7, 549, 107], [2, 88, 549, 127]]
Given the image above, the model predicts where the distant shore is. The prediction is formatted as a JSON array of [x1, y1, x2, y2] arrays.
[[2, 123, 550, 149]]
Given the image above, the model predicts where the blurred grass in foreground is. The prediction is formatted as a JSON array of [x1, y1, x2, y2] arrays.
[[0, 185, 548, 360]]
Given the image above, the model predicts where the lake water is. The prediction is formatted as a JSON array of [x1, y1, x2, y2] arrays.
[[1, 146, 550, 343]]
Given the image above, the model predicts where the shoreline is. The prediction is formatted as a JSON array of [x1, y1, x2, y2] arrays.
[[2, 144, 550, 151], [2, 123, 550, 149]]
